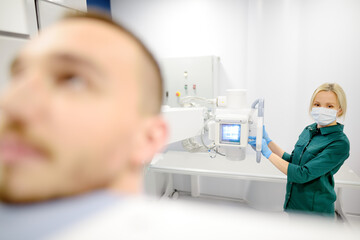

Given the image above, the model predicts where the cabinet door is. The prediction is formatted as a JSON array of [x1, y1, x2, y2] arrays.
[[0, 0, 29, 35], [0, 35, 27, 91], [37, 0, 84, 30]]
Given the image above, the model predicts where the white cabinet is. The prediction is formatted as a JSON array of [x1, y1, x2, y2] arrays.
[[37, 0, 87, 30], [0, 35, 27, 91], [0, 0, 29, 35], [37, 0, 78, 29], [44, 0, 87, 12], [0, 0, 34, 89], [160, 56, 219, 107]]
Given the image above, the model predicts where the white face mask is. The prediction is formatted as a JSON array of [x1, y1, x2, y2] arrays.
[[311, 107, 337, 126]]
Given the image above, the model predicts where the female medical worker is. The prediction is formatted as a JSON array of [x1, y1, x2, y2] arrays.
[[249, 83, 350, 216]]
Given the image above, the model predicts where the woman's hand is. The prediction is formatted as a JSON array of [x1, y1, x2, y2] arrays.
[[263, 126, 272, 144], [248, 136, 289, 175], [262, 126, 286, 158], [248, 136, 272, 159]]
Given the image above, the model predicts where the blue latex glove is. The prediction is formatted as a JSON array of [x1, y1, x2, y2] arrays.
[[263, 126, 272, 145], [248, 136, 272, 159]]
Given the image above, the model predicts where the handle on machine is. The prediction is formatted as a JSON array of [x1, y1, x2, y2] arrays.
[[256, 117, 263, 163], [251, 98, 265, 163]]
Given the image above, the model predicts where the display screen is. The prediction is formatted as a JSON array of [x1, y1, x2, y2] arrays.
[[220, 124, 241, 144]]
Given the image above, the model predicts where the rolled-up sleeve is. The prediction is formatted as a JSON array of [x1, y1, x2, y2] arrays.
[[287, 140, 349, 184], [282, 151, 293, 163]]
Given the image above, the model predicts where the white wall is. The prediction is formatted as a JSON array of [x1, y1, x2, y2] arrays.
[[112, 0, 360, 212], [111, 0, 249, 95], [246, 0, 360, 174]]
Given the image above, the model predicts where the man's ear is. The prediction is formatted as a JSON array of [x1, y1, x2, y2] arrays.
[[131, 116, 168, 166]]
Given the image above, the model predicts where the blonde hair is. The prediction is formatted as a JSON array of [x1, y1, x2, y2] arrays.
[[309, 83, 347, 117]]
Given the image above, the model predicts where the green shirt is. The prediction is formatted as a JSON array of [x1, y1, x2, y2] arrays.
[[282, 123, 350, 215]]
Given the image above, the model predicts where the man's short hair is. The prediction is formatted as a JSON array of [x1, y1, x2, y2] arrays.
[[63, 11, 163, 116]]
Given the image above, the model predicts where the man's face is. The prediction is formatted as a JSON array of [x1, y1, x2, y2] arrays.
[[0, 19, 145, 202]]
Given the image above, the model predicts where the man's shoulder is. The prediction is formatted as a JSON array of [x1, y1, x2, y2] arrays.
[[0, 191, 121, 240]]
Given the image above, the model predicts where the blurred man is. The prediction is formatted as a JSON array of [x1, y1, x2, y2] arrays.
[[0, 12, 167, 239], [0, 11, 358, 240]]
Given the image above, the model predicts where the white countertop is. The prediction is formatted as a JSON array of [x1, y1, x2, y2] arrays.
[[150, 151, 360, 188]]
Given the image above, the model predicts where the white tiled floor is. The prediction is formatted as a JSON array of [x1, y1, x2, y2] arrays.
[[346, 214, 360, 229]]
